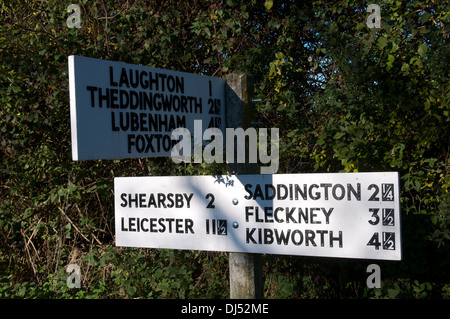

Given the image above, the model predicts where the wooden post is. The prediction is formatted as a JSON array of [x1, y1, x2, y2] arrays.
[[225, 71, 263, 299]]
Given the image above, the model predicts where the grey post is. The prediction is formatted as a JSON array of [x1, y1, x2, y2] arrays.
[[225, 71, 263, 299]]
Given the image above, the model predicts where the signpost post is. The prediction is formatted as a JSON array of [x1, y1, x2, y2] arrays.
[[225, 71, 263, 299]]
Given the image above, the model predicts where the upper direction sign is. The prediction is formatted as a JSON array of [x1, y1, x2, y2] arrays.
[[114, 172, 402, 261], [68, 55, 225, 161]]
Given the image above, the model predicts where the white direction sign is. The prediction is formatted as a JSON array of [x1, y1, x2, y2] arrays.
[[69, 55, 225, 161], [114, 172, 401, 260]]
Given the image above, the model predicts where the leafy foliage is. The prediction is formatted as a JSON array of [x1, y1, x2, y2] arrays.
[[0, 0, 448, 299]]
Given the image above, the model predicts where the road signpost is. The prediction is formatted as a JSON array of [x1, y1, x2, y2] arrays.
[[69, 57, 402, 299], [114, 172, 401, 261]]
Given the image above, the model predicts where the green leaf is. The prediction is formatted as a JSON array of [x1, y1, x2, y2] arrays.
[[275, 51, 285, 59], [417, 43, 427, 57], [264, 0, 273, 11], [388, 289, 400, 298], [333, 132, 345, 139], [8, 86, 20, 93], [401, 62, 410, 73], [377, 37, 388, 49], [386, 54, 395, 70]]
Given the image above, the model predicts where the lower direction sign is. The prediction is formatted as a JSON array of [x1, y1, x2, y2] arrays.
[[114, 172, 401, 260]]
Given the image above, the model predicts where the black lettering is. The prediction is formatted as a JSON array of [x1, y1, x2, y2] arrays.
[[143, 91, 152, 110], [316, 230, 327, 246], [140, 112, 148, 132], [208, 98, 214, 114], [310, 208, 320, 224], [264, 207, 273, 223], [208, 117, 215, 128], [176, 76, 184, 94], [144, 134, 154, 153], [167, 75, 175, 92], [129, 218, 136, 232], [330, 231, 343, 248], [347, 183, 361, 201], [131, 112, 139, 131], [322, 207, 333, 224], [119, 68, 129, 88], [277, 184, 288, 200], [246, 228, 257, 244], [332, 184, 345, 200], [185, 219, 194, 234], [253, 184, 264, 200], [295, 184, 307, 200], [215, 99, 221, 114], [255, 207, 263, 222], [158, 193, 167, 208], [305, 229, 317, 246], [166, 218, 174, 233], [166, 193, 174, 208], [274, 207, 284, 223], [120, 193, 127, 207], [162, 135, 171, 152], [298, 207, 308, 223], [265, 184, 276, 200], [129, 69, 139, 88], [320, 183, 332, 200], [184, 193, 194, 208], [120, 112, 130, 131], [291, 229, 303, 245], [140, 70, 148, 89], [111, 112, 119, 131], [162, 94, 172, 111], [244, 184, 253, 200], [127, 134, 135, 153], [285, 207, 296, 223], [158, 218, 166, 232], [149, 72, 159, 91], [130, 91, 139, 109], [98, 87, 110, 108], [121, 217, 128, 231], [148, 194, 156, 208], [159, 73, 167, 91], [276, 229, 290, 245], [86, 86, 97, 107], [141, 218, 149, 232], [175, 194, 183, 208], [264, 228, 273, 244], [149, 218, 157, 232], [128, 193, 138, 208], [139, 193, 146, 207], [135, 135, 145, 153], [110, 88, 119, 108], [172, 95, 180, 112], [109, 67, 118, 86], [179, 95, 187, 112], [120, 90, 129, 108], [176, 219, 183, 233], [309, 184, 320, 200], [195, 97, 202, 113], [245, 206, 254, 222]]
